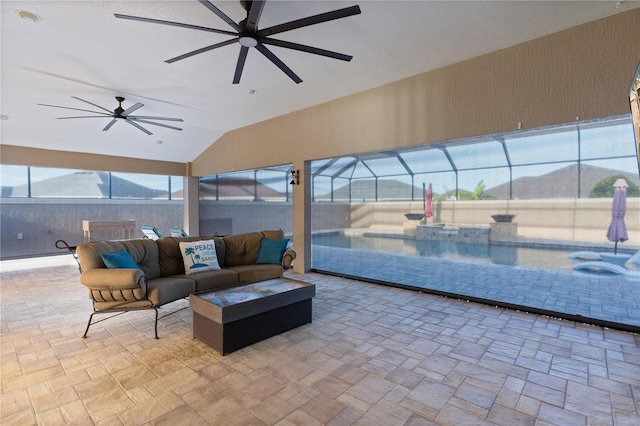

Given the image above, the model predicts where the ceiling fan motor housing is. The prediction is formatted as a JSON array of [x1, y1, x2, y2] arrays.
[[114, 96, 126, 117]]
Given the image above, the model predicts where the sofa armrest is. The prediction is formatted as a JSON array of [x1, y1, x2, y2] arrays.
[[282, 248, 297, 270], [80, 268, 148, 303], [80, 268, 147, 291]]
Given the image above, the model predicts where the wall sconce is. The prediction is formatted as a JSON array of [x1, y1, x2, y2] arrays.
[[290, 169, 300, 185]]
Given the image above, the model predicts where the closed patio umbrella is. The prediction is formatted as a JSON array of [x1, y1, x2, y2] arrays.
[[425, 183, 433, 221], [606, 178, 628, 254]]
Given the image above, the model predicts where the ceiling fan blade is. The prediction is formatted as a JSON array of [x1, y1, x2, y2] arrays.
[[55, 116, 116, 119], [257, 5, 361, 38], [166, 38, 237, 63], [125, 119, 153, 135], [114, 13, 237, 36], [245, 1, 265, 33], [38, 103, 112, 116], [260, 38, 353, 61], [122, 102, 144, 116], [198, 0, 243, 32], [103, 119, 118, 131], [128, 118, 183, 131], [71, 96, 114, 114], [127, 115, 184, 122], [233, 46, 250, 84], [255, 43, 302, 84]]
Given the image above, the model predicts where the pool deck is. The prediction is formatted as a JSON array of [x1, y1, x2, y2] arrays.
[[311, 243, 640, 333]]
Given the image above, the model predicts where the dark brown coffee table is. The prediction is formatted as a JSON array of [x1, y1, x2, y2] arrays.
[[189, 278, 315, 355]]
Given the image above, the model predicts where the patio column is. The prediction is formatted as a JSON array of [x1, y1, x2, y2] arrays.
[[292, 161, 311, 273], [184, 166, 199, 236]]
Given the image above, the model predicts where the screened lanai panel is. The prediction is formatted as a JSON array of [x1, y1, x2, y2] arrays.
[[351, 161, 375, 179], [581, 158, 640, 197], [415, 172, 456, 199], [256, 168, 289, 201], [350, 179, 373, 201], [201, 170, 256, 201], [504, 127, 578, 165], [170, 176, 184, 200], [458, 167, 511, 200], [1, 166, 179, 199], [332, 177, 352, 202], [511, 162, 578, 199], [400, 148, 453, 174], [112, 172, 170, 199], [0, 165, 28, 197], [359, 155, 409, 178], [350, 176, 416, 201], [198, 167, 293, 237], [30, 168, 107, 198], [445, 140, 508, 170], [314, 157, 358, 179], [580, 120, 636, 160], [313, 175, 333, 202], [309, 115, 639, 333]]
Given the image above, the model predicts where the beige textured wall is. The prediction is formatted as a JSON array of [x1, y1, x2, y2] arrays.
[[0, 145, 186, 176]]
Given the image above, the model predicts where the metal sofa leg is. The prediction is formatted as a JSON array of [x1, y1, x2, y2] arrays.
[[82, 312, 95, 338], [80, 310, 132, 338], [154, 307, 159, 339], [82, 306, 160, 339]]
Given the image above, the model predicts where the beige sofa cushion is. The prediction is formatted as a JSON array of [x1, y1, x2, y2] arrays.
[[223, 230, 285, 267], [146, 276, 196, 306], [223, 232, 263, 267], [262, 229, 285, 240], [77, 239, 161, 279], [227, 264, 283, 284], [174, 269, 239, 293]]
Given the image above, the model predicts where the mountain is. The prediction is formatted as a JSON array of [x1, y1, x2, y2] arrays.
[[315, 179, 425, 201], [2, 171, 168, 199], [484, 164, 640, 199], [199, 177, 287, 199]]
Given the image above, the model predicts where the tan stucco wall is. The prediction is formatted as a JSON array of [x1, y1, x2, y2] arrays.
[[0, 145, 186, 176]]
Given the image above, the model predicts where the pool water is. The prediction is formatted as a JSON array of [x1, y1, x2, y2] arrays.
[[311, 232, 637, 272]]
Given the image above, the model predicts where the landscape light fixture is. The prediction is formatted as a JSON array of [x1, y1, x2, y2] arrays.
[[290, 169, 300, 186]]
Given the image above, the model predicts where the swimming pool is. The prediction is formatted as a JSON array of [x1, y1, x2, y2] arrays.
[[311, 232, 637, 273]]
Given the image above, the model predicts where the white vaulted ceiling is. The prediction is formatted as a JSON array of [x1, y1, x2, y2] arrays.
[[2, 1, 638, 163]]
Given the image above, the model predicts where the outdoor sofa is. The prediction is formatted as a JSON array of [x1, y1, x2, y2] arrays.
[[75, 229, 295, 338]]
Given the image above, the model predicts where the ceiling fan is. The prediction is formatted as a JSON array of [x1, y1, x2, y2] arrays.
[[115, 0, 361, 84], [38, 96, 184, 135]]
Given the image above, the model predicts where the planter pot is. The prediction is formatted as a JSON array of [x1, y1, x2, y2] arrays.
[[491, 214, 516, 223], [404, 213, 425, 220]]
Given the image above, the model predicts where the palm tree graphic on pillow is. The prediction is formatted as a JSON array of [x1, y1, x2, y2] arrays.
[[184, 247, 208, 269]]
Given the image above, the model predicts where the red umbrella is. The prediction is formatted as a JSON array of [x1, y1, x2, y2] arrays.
[[606, 178, 628, 254], [425, 183, 433, 220]]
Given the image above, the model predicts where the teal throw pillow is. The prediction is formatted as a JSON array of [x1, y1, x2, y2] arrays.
[[101, 250, 139, 269], [256, 238, 289, 265]]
